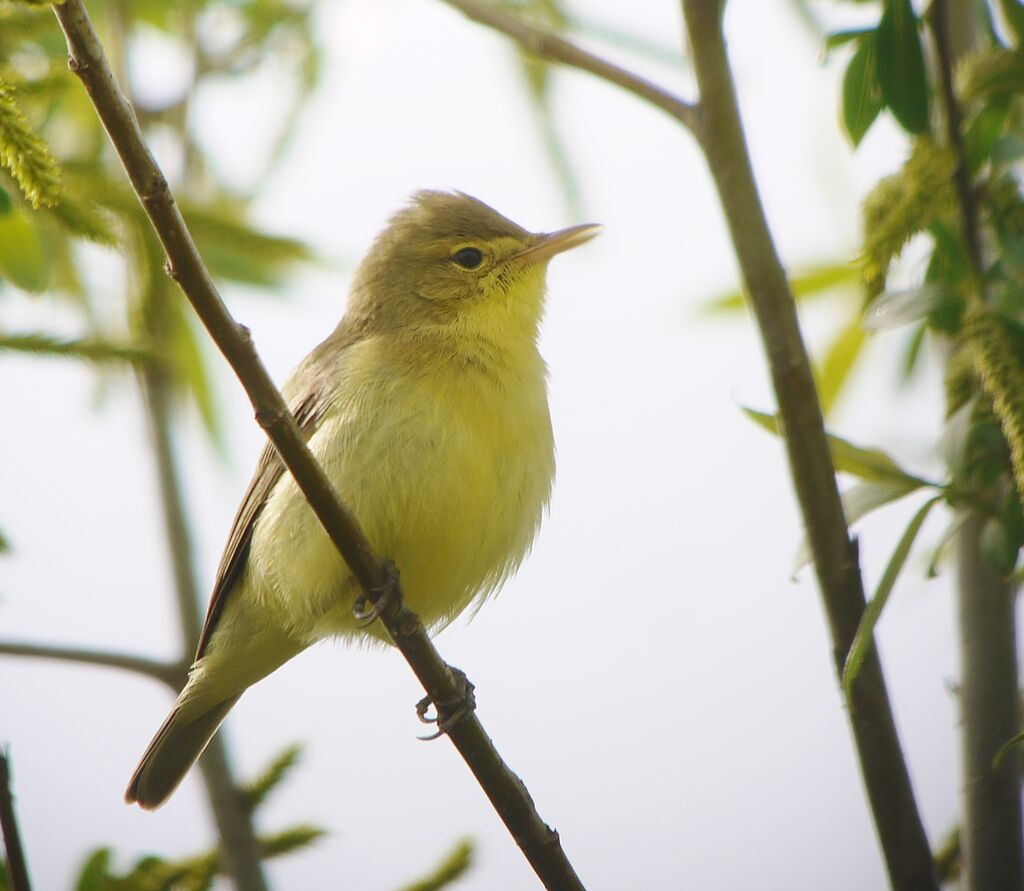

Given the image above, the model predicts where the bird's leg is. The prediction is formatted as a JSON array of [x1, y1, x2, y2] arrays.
[[352, 558, 401, 627], [416, 665, 477, 740]]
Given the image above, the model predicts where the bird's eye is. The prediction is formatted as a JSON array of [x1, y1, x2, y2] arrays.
[[452, 247, 484, 269]]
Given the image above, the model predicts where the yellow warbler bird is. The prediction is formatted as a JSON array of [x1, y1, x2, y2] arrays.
[[126, 190, 600, 809]]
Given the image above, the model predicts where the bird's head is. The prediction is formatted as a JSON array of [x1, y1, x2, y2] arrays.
[[344, 190, 600, 344]]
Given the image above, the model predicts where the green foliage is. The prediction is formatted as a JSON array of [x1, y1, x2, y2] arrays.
[[842, 495, 943, 702], [834, 0, 930, 145], [963, 309, 1024, 507], [397, 838, 475, 891], [0, 0, 318, 445], [0, 76, 61, 209], [0, 331, 153, 364], [743, 407, 930, 487], [842, 34, 883, 146], [933, 825, 961, 883], [860, 138, 957, 298], [875, 0, 930, 134], [71, 746, 324, 889], [242, 742, 303, 811]]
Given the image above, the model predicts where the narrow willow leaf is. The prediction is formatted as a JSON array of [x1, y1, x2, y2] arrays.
[[0, 527, 10, 554], [993, 730, 1024, 770], [743, 407, 930, 486], [0, 205, 46, 292], [993, 134, 1024, 165], [843, 495, 943, 702], [863, 285, 947, 331], [0, 331, 152, 364], [816, 315, 867, 414], [964, 98, 1010, 173], [900, 322, 927, 381], [875, 0, 929, 134], [842, 35, 883, 146], [998, 0, 1024, 45], [926, 512, 968, 578], [74, 848, 113, 891], [701, 261, 858, 315], [397, 838, 475, 891], [825, 27, 875, 52], [793, 480, 928, 574], [242, 743, 302, 811]]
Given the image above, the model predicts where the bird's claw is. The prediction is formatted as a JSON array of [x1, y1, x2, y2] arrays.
[[416, 666, 476, 740], [352, 558, 400, 627]]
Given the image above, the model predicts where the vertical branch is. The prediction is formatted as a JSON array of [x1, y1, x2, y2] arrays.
[[680, 2, 937, 888], [956, 513, 1023, 891], [929, 2, 1024, 888], [139, 368, 271, 891], [0, 751, 32, 891]]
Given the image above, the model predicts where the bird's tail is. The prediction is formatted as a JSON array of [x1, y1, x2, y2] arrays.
[[124, 695, 240, 809]]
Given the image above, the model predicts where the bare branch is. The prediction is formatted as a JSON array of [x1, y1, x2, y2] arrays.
[[0, 639, 184, 688], [0, 750, 33, 891], [51, 3, 584, 888], [438, 0, 699, 132]]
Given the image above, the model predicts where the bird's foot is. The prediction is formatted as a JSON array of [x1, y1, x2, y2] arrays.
[[416, 665, 477, 740], [352, 558, 400, 627]]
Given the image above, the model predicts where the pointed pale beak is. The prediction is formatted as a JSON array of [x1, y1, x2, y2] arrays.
[[512, 223, 603, 264]]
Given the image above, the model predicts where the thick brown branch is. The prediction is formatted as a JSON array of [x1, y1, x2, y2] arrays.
[[0, 751, 32, 891], [438, 0, 699, 132], [680, 2, 937, 888], [51, 3, 584, 888], [0, 640, 185, 688]]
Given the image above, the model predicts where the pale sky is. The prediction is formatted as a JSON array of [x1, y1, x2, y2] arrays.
[[1, 1, 1001, 889]]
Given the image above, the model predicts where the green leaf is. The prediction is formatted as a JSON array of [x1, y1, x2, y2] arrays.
[[843, 495, 942, 702], [997, 0, 1024, 45], [74, 847, 113, 891], [0, 527, 10, 554], [875, 0, 929, 134], [863, 285, 948, 331], [964, 98, 1010, 172], [993, 730, 1024, 770], [816, 314, 867, 414], [993, 134, 1024, 165], [900, 322, 927, 381], [0, 331, 153, 364], [794, 480, 929, 573], [842, 34, 883, 146], [397, 838, 475, 891], [743, 407, 930, 486], [242, 743, 303, 811], [701, 261, 858, 315], [825, 27, 875, 52], [0, 205, 46, 292], [0, 186, 10, 215]]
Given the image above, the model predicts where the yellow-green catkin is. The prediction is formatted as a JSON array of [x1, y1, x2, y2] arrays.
[[964, 308, 1024, 504], [861, 137, 957, 297], [0, 76, 61, 208]]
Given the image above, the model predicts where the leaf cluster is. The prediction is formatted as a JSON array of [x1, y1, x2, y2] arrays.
[[0, 0, 318, 444]]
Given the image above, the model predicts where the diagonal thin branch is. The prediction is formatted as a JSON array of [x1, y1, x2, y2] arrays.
[[51, 3, 585, 889], [0, 750, 33, 891], [438, 0, 699, 132], [0, 640, 185, 688]]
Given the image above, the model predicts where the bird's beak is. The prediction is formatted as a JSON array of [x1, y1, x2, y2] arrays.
[[512, 223, 603, 264]]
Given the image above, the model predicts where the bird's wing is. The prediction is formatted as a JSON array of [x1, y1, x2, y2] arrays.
[[193, 328, 361, 661]]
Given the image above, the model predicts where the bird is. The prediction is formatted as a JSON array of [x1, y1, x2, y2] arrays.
[[125, 190, 600, 809]]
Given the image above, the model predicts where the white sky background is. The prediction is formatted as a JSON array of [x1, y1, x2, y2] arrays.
[[1, 0, 1010, 888]]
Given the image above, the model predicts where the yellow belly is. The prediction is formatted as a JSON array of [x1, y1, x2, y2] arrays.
[[246, 337, 555, 643]]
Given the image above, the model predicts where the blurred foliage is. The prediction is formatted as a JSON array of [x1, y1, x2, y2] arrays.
[[63, 745, 321, 891], [395, 838, 474, 891], [0, 0, 318, 443]]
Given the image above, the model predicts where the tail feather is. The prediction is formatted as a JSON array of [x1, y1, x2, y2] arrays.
[[125, 696, 240, 810]]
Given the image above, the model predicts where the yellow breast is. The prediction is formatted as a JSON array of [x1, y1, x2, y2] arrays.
[[248, 334, 555, 642]]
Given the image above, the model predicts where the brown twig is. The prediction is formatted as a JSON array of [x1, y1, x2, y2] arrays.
[[0, 640, 184, 688], [0, 750, 32, 891], [438, 0, 699, 132], [51, 3, 585, 888]]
